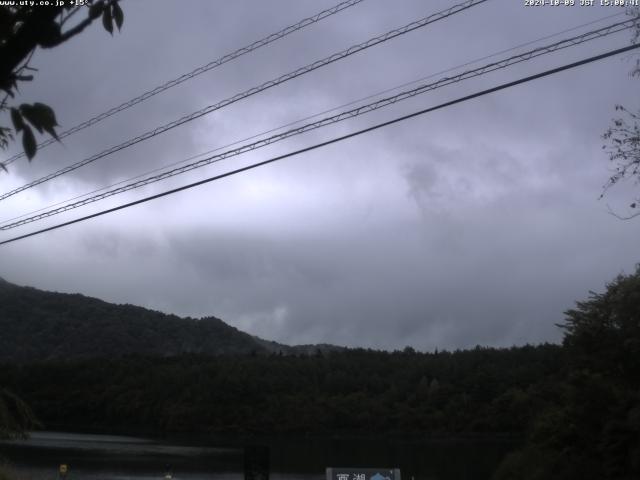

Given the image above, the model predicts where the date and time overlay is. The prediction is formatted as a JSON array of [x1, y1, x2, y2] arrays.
[[4, 0, 640, 7], [525, 0, 639, 6]]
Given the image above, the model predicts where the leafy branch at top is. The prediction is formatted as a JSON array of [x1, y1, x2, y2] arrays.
[[0, 0, 124, 171], [600, 8, 640, 219], [602, 105, 640, 218]]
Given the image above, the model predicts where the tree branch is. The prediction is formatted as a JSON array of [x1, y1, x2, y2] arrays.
[[606, 203, 640, 220], [53, 15, 95, 47], [59, 5, 82, 27]]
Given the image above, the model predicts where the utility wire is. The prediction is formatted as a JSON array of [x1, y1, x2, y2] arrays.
[[0, 0, 488, 202], [1, 10, 626, 227], [1, 18, 634, 231], [1, 0, 366, 167], [1, 42, 638, 247]]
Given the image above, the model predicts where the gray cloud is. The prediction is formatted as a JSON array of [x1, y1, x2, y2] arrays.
[[1, 0, 639, 351]]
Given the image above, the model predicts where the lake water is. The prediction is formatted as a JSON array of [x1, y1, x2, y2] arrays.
[[0, 431, 518, 480]]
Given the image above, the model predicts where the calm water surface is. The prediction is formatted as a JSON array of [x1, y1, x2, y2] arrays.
[[0, 431, 518, 480]]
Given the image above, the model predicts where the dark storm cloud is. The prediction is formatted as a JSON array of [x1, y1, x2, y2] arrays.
[[1, 0, 639, 350]]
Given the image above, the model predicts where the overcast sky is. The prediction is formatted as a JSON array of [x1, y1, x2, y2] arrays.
[[1, 0, 639, 351]]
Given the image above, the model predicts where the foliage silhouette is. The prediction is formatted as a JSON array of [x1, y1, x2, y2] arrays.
[[494, 266, 640, 480], [0, 0, 123, 168]]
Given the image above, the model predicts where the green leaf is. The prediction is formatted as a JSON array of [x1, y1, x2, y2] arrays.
[[22, 125, 36, 160], [10, 108, 24, 132], [42, 123, 59, 141], [19, 104, 43, 134], [36, 22, 61, 48], [112, 1, 123, 31], [19, 103, 59, 140], [89, 1, 104, 20], [33, 103, 59, 140], [102, 7, 113, 35]]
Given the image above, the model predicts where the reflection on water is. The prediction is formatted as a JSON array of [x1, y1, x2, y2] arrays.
[[0, 431, 518, 480], [7, 432, 235, 457], [0, 431, 244, 480]]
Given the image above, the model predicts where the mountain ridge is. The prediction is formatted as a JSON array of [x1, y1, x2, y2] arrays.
[[0, 278, 341, 362]]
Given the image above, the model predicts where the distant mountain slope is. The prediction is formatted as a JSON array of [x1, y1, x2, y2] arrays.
[[252, 336, 345, 355], [0, 279, 273, 361]]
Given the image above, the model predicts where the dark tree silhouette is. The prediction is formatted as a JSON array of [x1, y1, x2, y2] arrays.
[[494, 266, 640, 480], [561, 265, 640, 382], [0, 0, 124, 170], [0, 388, 39, 439]]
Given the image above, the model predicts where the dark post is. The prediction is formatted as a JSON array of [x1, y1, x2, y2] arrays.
[[244, 445, 270, 480]]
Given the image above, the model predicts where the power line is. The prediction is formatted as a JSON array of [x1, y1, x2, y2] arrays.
[[1, 42, 638, 247], [1, 17, 634, 231], [1, 0, 366, 167], [3, 17, 633, 229], [1, 10, 626, 228], [0, 0, 488, 202]]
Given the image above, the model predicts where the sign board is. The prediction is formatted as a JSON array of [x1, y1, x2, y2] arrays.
[[326, 468, 401, 480]]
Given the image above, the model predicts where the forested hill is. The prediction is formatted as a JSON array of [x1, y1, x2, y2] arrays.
[[0, 278, 300, 361], [2, 268, 639, 479]]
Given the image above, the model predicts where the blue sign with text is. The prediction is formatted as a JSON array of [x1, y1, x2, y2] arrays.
[[326, 468, 401, 480]]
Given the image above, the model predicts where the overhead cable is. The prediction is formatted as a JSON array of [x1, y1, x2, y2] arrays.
[[1, 17, 634, 231], [1, 10, 625, 227], [1, 42, 638, 247], [0, 0, 488, 202], [1, 0, 366, 167]]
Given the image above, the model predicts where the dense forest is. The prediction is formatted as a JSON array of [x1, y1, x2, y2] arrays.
[[0, 267, 639, 479], [0, 345, 564, 436]]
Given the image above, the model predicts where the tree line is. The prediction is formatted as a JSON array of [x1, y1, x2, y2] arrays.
[[0, 344, 564, 436]]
